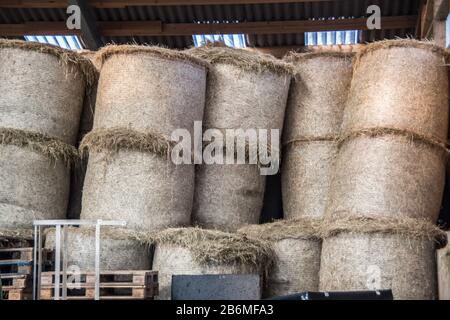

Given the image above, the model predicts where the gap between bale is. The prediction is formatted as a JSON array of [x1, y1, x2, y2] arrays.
[[237, 218, 322, 241], [187, 43, 294, 76], [321, 215, 447, 245], [150, 227, 274, 269], [96, 44, 210, 70], [0, 39, 98, 89], [79, 128, 175, 159], [0, 127, 80, 167]]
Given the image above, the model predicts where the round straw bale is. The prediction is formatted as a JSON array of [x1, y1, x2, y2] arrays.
[[342, 39, 449, 142], [319, 216, 446, 300], [0, 144, 70, 229], [151, 227, 273, 300], [283, 52, 354, 142], [281, 52, 352, 220], [0, 40, 96, 145], [80, 148, 193, 232], [327, 134, 447, 222], [188, 45, 291, 231], [238, 219, 321, 297], [192, 163, 266, 231], [45, 227, 151, 271], [94, 45, 207, 138], [282, 141, 338, 220], [187, 45, 292, 131]]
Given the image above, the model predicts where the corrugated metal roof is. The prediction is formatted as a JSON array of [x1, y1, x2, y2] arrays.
[[193, 34, 246, 48], [24, 35, 83, 50], [0, 0, 420, 48]]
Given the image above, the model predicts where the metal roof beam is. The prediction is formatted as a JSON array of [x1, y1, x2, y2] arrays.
[[1, 0, 351, 9], [0, 15, 418, 36], [68, 0, 102, 49]]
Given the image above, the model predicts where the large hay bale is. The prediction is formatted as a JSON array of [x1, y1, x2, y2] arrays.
[[151, 228, 273, 300], [80, 45, 207, 231], [326, 40, 449, 223], [238, 219, 321, 298], [80, 130, 193, 232], [327, 134, 447, 222], [45, 227, 151, 271], [283, 52, 354, 143], [188, 45, 292, 230], [319, 216, 446, 300], [94, 45, 207, 138], [0, 128, 77, 229], [193, 163, 266, 231], [281, 52, 353, 220], [188, 45, 292, 131], [342, 40, 449, 142], [0, 40, 96, 145]]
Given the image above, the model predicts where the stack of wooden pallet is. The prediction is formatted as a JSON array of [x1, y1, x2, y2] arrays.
[[40, 270, 158, 300], [0, 247, 34, 300]]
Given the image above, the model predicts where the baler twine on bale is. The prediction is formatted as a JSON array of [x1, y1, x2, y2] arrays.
[[282, 127, 450, 157], [0, 127, 80, 167], [320, 215, 447, 244]]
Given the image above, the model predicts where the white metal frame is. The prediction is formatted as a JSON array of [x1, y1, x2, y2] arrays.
[[32, 219, 126, 300]]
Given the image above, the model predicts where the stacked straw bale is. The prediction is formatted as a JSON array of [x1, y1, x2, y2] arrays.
[[319, 40, 450, 300], [45, 227, 151, 271], [282, 52, 354, 219], [151, 227, 273, 300], [0, 40, 95, 229], [238, 219, 321, 298], [188, 45, 292, 231], [326, 40, 449, 222], [319, 216, 446, 300], [80, 45, 207, 232]]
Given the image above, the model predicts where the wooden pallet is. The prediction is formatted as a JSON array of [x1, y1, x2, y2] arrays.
[[1, 274, 32, 300], [40, 270, 158, 300], [0, 247, 52, 300]]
